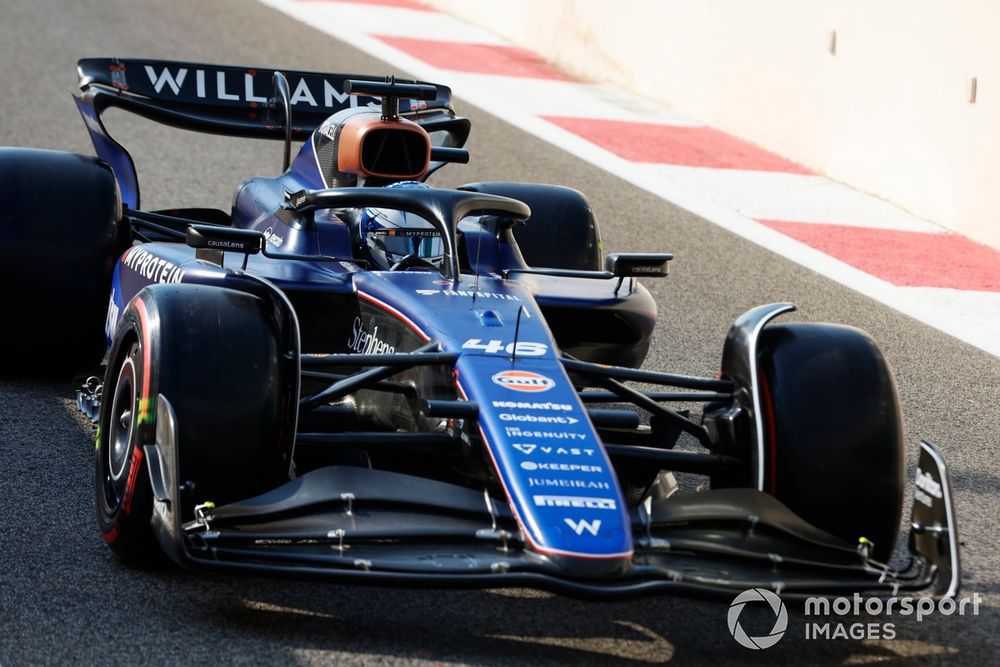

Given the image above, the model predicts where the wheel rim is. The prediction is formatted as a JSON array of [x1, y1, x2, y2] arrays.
[[104, 356, 137, 507]]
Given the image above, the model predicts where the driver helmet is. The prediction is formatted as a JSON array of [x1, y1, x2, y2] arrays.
[[359, 181, 444, 270]]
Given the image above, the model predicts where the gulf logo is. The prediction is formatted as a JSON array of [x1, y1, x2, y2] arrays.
[[491, 370, 556, 393]]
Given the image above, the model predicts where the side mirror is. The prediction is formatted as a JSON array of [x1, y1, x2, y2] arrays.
[[605, 253, 673, 278], [186, 224, 263, 269], [186, 225, 263, 254]]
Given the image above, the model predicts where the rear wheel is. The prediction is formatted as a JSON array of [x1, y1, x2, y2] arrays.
[[0, 148, 123, 370], [97, 284, 297, 561], [757, 323, 904, 561]]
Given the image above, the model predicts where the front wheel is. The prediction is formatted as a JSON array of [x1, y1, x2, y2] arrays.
[[96, 284, 297, 562], [96, 341, 155, 560], [757, 323, 905, 561]]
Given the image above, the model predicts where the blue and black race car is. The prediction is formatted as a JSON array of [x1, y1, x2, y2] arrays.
[[0, 58, 959, 599]]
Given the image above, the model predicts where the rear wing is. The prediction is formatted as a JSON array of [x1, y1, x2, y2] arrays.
[[74, 58, 470, 208]]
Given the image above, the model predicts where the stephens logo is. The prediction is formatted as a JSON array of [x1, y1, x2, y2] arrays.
[[491, 370, 555, 393], [347, 317, 395, 355]]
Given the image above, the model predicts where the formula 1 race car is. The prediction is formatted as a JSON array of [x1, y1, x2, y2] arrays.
[[0, 58, 960, 599]]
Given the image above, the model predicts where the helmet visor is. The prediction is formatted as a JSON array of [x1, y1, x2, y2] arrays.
[[371, 228, 444, 261]]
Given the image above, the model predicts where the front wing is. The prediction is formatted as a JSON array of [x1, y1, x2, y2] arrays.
[[145, 395, 959, 600]]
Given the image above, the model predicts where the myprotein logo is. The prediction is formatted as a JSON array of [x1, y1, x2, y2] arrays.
[[122, 247, 185, 284], [491, 370, 555, 393]]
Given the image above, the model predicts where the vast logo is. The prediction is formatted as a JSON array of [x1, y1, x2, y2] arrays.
[[512, 443, 595, 456], [727, 588, 788, 650], [491, 370, 555, 393]]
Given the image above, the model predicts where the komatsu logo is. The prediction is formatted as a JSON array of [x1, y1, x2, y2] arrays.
[[141, 65, 375, 109], [491, 401, 573, 411]]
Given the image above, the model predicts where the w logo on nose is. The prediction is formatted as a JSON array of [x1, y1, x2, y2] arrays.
[[564, 518, 601, 536]]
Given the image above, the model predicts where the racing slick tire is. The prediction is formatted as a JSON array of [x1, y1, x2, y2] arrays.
[[0, 148, 123, 371], [96, 284, 296, 562], [461, 182, 602, 270], [756, 323, 905, 562]]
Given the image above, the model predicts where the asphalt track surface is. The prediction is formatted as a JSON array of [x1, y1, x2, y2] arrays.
[[1, 1, 998, 664]]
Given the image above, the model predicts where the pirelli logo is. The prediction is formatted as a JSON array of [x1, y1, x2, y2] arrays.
[[532, 495, 617, 510]]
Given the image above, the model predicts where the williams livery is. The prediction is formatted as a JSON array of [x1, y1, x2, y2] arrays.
[[0, 58, 960, 599]]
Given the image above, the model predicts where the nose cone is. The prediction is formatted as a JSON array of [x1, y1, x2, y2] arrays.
[[455, 354, 634, 562]]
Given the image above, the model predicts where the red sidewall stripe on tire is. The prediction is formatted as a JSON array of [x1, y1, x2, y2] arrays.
[[133, 296, 152, 405]]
